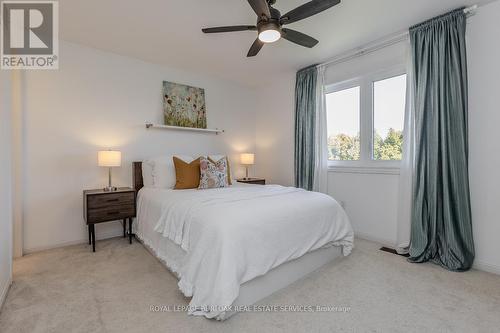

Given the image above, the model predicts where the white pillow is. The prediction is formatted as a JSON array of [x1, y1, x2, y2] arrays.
[[149, 155, 194, 189], [141, 161, 154, 188]]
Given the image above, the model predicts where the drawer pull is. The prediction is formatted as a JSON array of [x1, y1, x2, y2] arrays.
[[107, 211, 120, 215], [107, 199, 120, 202]]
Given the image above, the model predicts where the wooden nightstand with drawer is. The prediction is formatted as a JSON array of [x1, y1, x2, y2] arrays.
[[83, 187, 136, 252]]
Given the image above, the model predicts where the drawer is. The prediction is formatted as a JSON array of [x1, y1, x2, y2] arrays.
[[87, 192, 135, 209], [247, 180, 265, 185], [87, 204, 135, 223], [239, 180, 265, 185]]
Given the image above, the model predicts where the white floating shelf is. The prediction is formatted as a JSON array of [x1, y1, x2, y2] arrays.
[[145, 123, 224, 134]]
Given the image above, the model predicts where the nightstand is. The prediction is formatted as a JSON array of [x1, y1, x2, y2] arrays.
[[236, 178, 266, 185], [83, 187, 136, 252]]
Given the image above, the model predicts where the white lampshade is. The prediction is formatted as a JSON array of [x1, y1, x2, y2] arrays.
[[240, 153, 255, 165], [98, 151, 121, 167]]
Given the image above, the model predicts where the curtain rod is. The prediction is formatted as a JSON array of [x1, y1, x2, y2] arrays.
[[318, 4, 478, 69]]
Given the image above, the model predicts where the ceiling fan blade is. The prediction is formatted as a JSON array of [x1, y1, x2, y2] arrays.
[[247, 0, 271, 18], [282, 29, 319, 48], [281, 0, 341, 25], [202, 26, 257, 33], [247, 38, 264, 57]]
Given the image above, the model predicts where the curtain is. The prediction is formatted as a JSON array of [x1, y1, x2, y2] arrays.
[[396, 41, 415, 254], [408, 8, 475, 271], [294, 65, 318, 190], [313, 65, 328, 193]]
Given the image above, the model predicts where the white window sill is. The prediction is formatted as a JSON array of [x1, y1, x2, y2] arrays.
[[328, 166, 400, 175]]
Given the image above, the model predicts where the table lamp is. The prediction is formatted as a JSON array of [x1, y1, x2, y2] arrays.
[[240, 153, 255, 180], [98, 150, 121, 191]]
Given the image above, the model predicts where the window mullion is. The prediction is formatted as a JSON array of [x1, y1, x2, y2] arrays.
[[359, 79, 372, 165]]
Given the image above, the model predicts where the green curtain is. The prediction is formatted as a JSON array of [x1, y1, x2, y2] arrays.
[[409, 8, 475, 271], [294, 65, 318, 190]]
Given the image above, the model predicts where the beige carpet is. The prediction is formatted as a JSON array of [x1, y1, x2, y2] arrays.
[[1, 237, 500, 333]]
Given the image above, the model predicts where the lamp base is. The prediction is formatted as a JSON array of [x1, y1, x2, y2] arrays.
[[103, 186, 117, 192], [103, 167, 117, 192]]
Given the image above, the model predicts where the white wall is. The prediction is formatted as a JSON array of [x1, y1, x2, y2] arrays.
[[256, 1, 500, 273], [327, 172, 399, 246], [0, 71, 13, 308], [255, 73, 296, 186], [11, 71, 24, 258], [467, 0, 500, 273], [21, 41, 257, 252]]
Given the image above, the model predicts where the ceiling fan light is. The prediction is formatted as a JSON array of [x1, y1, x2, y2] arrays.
[[258, 29, 281, 43]]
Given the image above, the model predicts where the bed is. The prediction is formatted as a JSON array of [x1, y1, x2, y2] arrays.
[[132, 161, 354, 320]]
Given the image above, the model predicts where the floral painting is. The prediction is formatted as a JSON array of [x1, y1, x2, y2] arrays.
[[163, 81, 207, 129]]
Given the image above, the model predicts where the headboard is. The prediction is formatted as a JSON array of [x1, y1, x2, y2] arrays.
[[133, 161, 143, 193]]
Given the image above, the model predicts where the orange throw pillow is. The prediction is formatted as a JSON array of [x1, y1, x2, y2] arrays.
[[173, 157, 201, 189]]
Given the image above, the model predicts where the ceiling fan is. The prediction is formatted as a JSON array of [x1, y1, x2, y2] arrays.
[[202, 0, 341, 57]]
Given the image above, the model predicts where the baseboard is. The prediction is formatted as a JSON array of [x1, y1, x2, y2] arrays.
[[357, 233, 500, 275], [23, 229, 123, 254], [0, 277, 12, 313], [473, 260, 500, 275], [354, 232, 396, 248]]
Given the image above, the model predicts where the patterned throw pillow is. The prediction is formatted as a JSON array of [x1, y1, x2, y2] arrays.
[[208, 156, 232, 185], [198, 156, 228, 189]]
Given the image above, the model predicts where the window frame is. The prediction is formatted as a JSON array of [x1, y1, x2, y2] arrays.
[[324, 77, 362, 165], [325, 65, 406, 173]]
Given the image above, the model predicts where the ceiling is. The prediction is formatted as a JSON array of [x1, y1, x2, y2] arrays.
[[60, 0, 493, 87]]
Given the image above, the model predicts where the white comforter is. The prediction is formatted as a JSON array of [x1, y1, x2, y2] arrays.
[[142, 184, 354, 319]]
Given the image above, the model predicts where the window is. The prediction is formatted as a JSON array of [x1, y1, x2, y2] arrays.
[[325, 68, 406, 169], [326, 86, 360, 161], [373, 74, 406, 161]]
